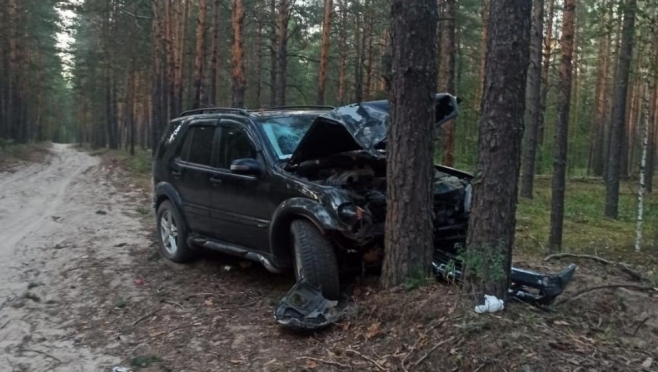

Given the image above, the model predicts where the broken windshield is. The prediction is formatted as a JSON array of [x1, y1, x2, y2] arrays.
[[257, 115, 317, 160]]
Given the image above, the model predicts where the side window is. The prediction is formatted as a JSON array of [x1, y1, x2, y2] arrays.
[[180, 126, 215, 166], [217, 124, 257, 169]]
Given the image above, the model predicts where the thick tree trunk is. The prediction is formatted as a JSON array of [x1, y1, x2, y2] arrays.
[[465, 1, 531, 302], [231, 0, 246, 108], [604, 7, 624, 182], [317, 0, 334, 105], [381, 0, 437, 288], [275, 0, 290, 106], [548, 0, 576, 253], [520, 0, 544, 199], [255, 5, 264, 108], [192, 0, 208, 109], [538, 0, 556, 149], [364, 9, 374, 101], [439, 0, 456, 167], [605, 0, 636, 219]]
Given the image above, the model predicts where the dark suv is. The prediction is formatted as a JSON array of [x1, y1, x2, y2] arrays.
[[152, 94, 575, 303]]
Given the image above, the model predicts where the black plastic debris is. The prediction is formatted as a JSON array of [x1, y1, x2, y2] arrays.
[[275, 278, 346, 331]]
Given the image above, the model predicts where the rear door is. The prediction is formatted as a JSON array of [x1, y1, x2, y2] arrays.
[[171, 120, 218, 236], [209, 119, 271, 251]]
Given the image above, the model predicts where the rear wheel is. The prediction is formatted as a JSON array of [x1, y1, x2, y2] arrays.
[[157, 200, 194, 263], [290, 219, 340, 300]]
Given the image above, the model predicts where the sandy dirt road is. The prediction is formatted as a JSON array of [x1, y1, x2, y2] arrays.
[[0, 144, 149, 371]]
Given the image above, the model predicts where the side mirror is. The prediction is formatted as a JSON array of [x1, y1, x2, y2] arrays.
[[230, 158, 263, 177]]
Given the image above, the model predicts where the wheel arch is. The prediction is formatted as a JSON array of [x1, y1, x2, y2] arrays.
[[154, 182, 189, 229], [269, 198, 342, 268]]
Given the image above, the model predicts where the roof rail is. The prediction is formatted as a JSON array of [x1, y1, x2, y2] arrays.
[[254, 105, 335, 112], [178, 107, 249, 117]]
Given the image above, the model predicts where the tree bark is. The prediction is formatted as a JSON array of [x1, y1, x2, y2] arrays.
[[439, 0, 456, 167], [647, 48, 658, 192], [381, 0, 437, 288], [210, 0, 221, 105], [269, 0, 278, 107], [464, 0, 531, 302], [548, 0, 576, 253], [635, 79, 650, 252], [317, 0, 334, 105], [231, 0, 246, 108], [475, 0, 489, 115], [192, 0, 208, 109], [275, 0, 290, 106], [520, 0, 544, 199], [337, 0, 347, 105], [590, 0, 612, 177], [605, 0, 636, 219], [538, 0, 556, 149]]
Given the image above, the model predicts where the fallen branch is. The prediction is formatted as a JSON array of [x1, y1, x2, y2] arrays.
[[556, 284, 658, 306], [296, 356, 351, 370], [163, 300, 185, 310], [412, 337, 455, 368], [132, 308, 159, 326], [544, 253, 646, 282], [346, 349, 386, 371], [633, 317, 651, 337], [20, 349, 62, 364]]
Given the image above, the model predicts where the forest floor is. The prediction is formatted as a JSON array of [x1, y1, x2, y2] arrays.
[[1, 144, 658, 371]]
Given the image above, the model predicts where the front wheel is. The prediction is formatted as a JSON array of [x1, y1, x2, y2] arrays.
[[290, 219, 340, 300], [156, 200, 194, 263]]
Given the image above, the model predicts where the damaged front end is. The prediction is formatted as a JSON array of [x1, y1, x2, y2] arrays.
[[280, 93, 576, 319]]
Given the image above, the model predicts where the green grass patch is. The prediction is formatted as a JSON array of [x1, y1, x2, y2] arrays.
[[0, 140, 51, 167], [515, 177, 658, 265]]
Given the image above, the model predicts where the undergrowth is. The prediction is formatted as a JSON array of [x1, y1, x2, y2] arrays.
[[515, 177, 658, 266]]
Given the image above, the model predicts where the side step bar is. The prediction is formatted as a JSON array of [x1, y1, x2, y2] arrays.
[[188, 237, 284, 274]]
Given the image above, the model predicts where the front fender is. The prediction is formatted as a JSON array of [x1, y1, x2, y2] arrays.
[[269, 197, 344, 268]]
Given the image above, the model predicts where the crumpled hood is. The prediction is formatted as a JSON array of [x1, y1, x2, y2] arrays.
[[285, 93, 459, 169]]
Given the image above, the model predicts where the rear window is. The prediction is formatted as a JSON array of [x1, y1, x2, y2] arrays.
[[181, 126, 215, 166], [156, 120, 184, 159]]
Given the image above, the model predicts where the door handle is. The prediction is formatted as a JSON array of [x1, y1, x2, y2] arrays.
[[209, 177, 223, 185], [171, 170, 182, 178]]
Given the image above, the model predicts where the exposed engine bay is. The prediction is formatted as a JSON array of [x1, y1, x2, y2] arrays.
[[291, 152, 575, 306]]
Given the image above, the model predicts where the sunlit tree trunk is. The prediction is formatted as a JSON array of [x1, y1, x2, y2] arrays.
[[635, 79, 650, 252], [231, 0, 246, 108], [538, 0, 556, 149]]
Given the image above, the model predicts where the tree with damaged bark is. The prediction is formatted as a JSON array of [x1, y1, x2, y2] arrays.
[[520, 0, 544, 200], [548, 0, 576, 253], [380, 0, 437, 288], [464, 1, 531, 301], [605, 0, 636, 219]]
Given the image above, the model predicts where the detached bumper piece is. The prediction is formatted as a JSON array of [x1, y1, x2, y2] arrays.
[[275, 278, 347, 331], [433, 251, 577, 306]]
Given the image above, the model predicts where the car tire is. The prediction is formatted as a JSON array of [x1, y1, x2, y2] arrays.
[[290, 219, 340, 300], [156, 200, 194, 263]]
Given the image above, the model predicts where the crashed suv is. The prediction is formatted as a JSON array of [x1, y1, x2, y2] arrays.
[[152, 94, 575, 304]]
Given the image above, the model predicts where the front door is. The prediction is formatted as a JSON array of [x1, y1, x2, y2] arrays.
[[209, 120, 271, 251]]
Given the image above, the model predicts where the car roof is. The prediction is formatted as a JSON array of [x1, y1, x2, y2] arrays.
[[176, 106, 334, 121]]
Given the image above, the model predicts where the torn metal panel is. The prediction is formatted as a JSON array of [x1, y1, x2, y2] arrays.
[[275, 278, 347, 331]]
